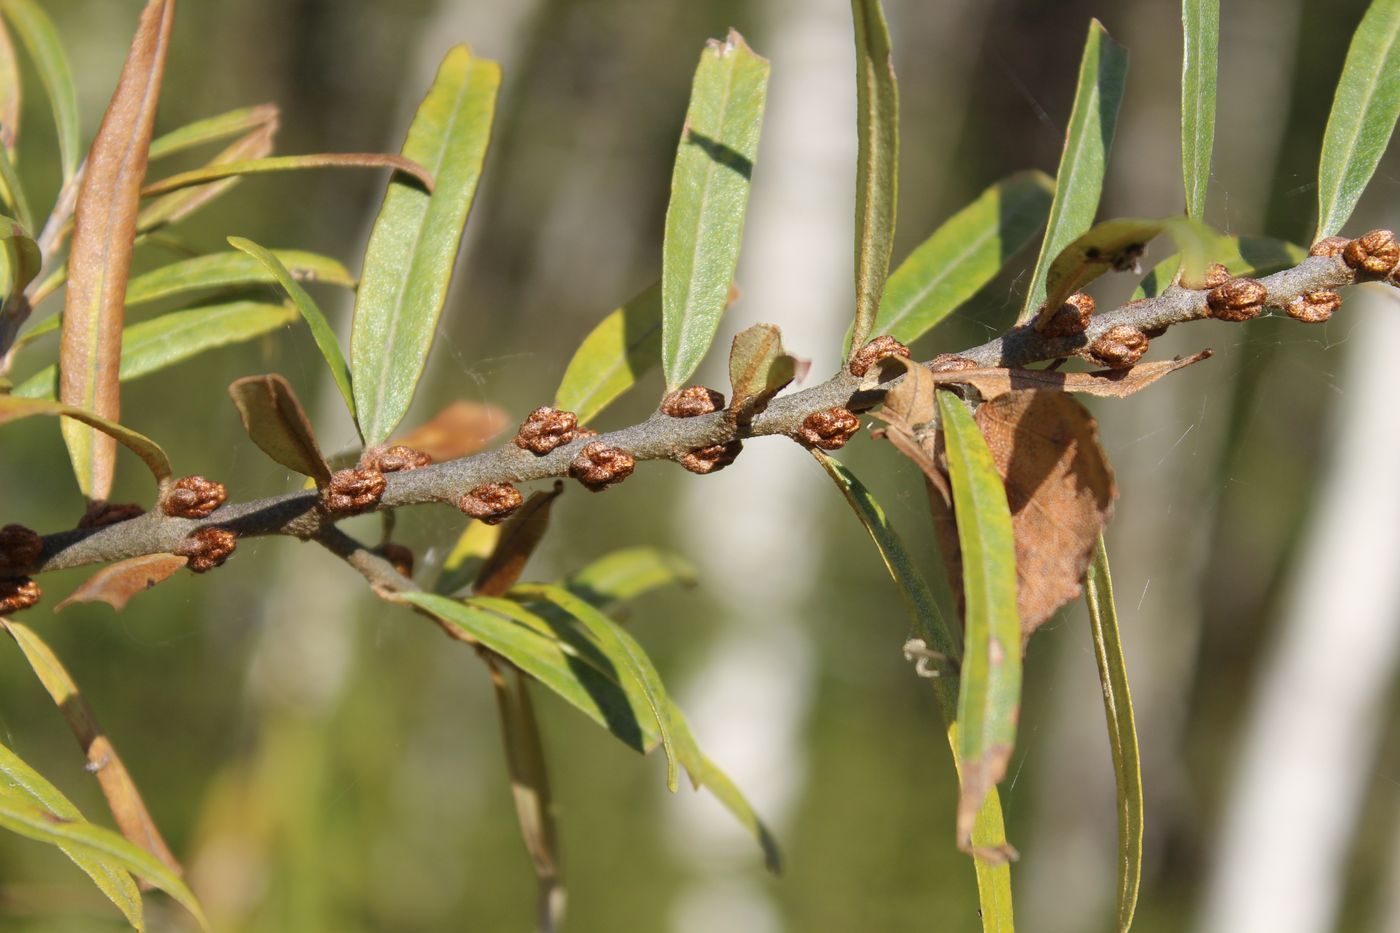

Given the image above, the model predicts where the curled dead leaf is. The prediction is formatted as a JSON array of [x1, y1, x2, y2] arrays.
[[55, 554, 188, 613]]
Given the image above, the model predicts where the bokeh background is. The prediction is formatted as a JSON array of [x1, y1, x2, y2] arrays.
[[1, 0, 1398, 930]]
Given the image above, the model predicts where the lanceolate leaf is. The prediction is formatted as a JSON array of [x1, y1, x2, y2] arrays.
[[54, 554, 188, 612], [15, 300, 299, 400], [146, 103, 278, 161], [0, 0, 78, 183], [554, 284, 662, 425], [1021, 20, 1129, 324], [849, 0, 899, 350], [564, 547, 697, 610], [137, 120, 276, 233], [870, 171, 1053, 347], [1181, 0, 1220, 221], [1085, 536, 1143, 932], [351, 45, 499, 445], [727, 323, 808, 421], [0, 739, 144, 931], [229, 236, 355, 420], [126, 249, 353, 306], [1315, 0, 1400, 240], [0, 794, 208, 931], [0, 395, 172, 486], [1, 619, 180, 874], [0, 17, 18, 157], [58, 0, 174, 500], [227, 373, 331, 484], [661, 31, 769, 390], [140, 152, 433, 199], [0, 146, 30, 231], [937, 389, 1022, 854]]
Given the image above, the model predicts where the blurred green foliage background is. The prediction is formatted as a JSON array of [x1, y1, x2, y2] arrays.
[[1, 1, 1398, 930]]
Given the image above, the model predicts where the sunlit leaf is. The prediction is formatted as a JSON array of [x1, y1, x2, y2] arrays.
[[15, 300, 298, 400], [564, 547, 697, 610], [554, 283, 662, 425], [351, 45, 499, 445], [868, 171, 1052, 348], [1132, 235, 1306, 298], [0, 0, 78, 183], [1085, 537, 1143, 932], [58, 0, 173, 500], [661, 31, 769, 390], [1315, 0, 1400, 240], [1021, 20, 1128, 323], [126, 248, 353, 306], [849, 0, 899, 350], [0, 619, 180, 875], [1181, 0, 1219, 221], [1039, 215, 1216, 317], [727, 323, 808, 421], [229, 236, 354, 420], [0, 739, 144, 931], [0, 395, 172, 486], [54, 554, 188, 612], [937, 390, 1022, 856], [146, 103, 278, 161], [227, 373, 331, 484]]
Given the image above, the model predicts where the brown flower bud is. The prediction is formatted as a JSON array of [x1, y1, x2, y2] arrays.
[[177, 527, 237, 574], [0, 525, 43, 571], [1343, 229, 1400, 275], [78, 502, 145, 528], [514, 406, 579, 455], [1200, 263, 1232, 289], [679, 440, 743, 475], [322, 468, 387, 514], [660, 386, 725, 417], [1310, 236, 1350, 258], [377, 542, 415, 578], [364, 445, 433, 473], [0, 577, 40, 613], [1040, 293, 1095, 337], [1285, 290, 1341, 324], [569, 442, 636, 491], [458, 483, 524, 524], [161, 475, 227, 519], [929, 354, 978, 372], [1207, 277, 1268, 322], [1089, 325, 1149, 369], [848, 335, 912, 377], [797, 407, 861, 450]]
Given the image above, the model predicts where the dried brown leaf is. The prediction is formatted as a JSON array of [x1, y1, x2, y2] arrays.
[[923, 351, 1212, 400], [228, 374, 331, 485], [58, 0, 174, 500], [473, 482, 564, 598], [975, 390, 1115, 638], [54, 553, 187, 612], [392, 400, 510, 463]]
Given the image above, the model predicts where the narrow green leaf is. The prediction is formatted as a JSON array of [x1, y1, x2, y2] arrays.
[[0, 17, 18, 158], [127, 249, 353, 307], [141, 152, 433, 199], [351, 45, 499, 444], [146, 103, 278, 161], [937, 390, 1022, 853], [435, 521, 501, 597], [0, 0, 78, 183], [15, 300, 298, 399], [0, 145, 30, 231], [1315, 0, 1400, 239], [868, 171, 1052, 348], [727, 322, 806, 420], [0, 741, 144, 931], [228, 236, 355, 420], [137, 121, 275, 234], [227, 373, 331, 484], [564, 547, 697, 610], [0, 213, 39, 298], [661, 31, 769, 390], [554, 284, 662, 425], [1085, 537, 1143, 932], [511, 583, 681, 792], [849, 0, 899, 350], [0, 395, 172, 486], [1021, 20, 1129, 324], [1181, 0, 1219, 220], [0, 794, 207, 931], [690, 753, 783, 873]]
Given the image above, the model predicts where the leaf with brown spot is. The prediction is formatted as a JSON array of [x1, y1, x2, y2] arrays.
[[391, 399, 509, 462], [227, 373, 331, 485], [925, 351, 1212, 400], [58, 0, 174, 501], [55, 553, 187, 613], [727, 323, 808, 422], [474, 482, 564, 598], [0, 618, 182, 876], [974, 390, 1116, 638]]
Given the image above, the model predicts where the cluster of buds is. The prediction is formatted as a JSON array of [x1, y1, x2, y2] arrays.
[[177, 527, 237, 573], [1341, 229, 1399, 276], [1206, 277, 1268, 322], [797, 407, 861, 450], [1090, 325, 1150, 370], [848, 336, 911, 377], [661, 386, 725, 418], [458, 482, 524, 524], [1285, 291, 1342, 324], [514, 407, 587, 455], [161, 475, 227, 519], [569, 442, 636, 491], [1040, 293, 1095, 338], [322, 468, 387, 515], [679, 440, 743, 475], [0, 576, 40, 613]]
